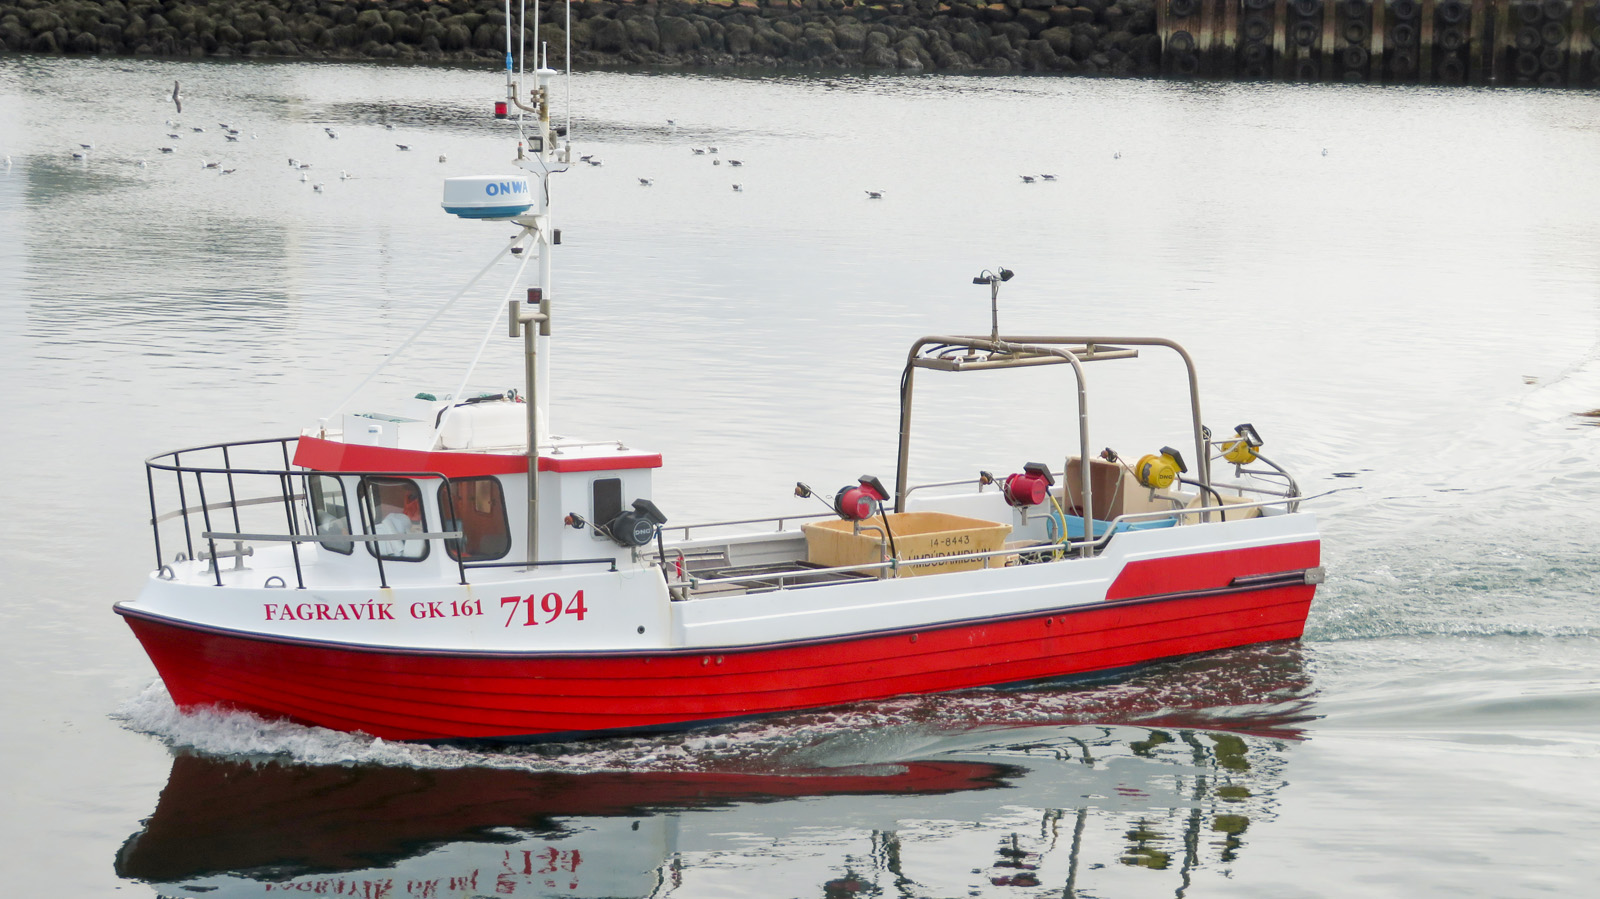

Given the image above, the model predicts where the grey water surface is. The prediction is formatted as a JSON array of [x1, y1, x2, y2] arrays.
[[3, 56, 1600, 898]]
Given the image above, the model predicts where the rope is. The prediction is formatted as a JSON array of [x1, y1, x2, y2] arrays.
[[324, 226, 534, 421], [431, 234, 538, 447]]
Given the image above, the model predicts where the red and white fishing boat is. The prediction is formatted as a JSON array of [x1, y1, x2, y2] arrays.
[[115, 50, 1324, 743]]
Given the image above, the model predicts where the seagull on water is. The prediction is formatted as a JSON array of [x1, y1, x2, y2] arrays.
[[732, 183, 742, 192], [312, 182, 324, 192], [691, 148, 706, 155], [158, 147, 174, 154], [865, 190, 884, 199], [1020, 175, 1035, 183], [225, 134, 239, 142], [395, 144, 411, 151], [171, 81, 182, 114], [1039, 173, 1057, 181], [325, 128, 339, 139], [438, 154, 447, 163], [729, 159, 743, 167], [79, 143, 94, 150], [191, 126, 205, 133], [638, 178, 653, 186]]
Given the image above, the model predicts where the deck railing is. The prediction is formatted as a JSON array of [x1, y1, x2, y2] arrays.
[[145, 436, 473, 590]]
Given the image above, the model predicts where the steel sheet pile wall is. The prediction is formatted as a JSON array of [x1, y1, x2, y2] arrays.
[[1159, 0, 1600, 84]]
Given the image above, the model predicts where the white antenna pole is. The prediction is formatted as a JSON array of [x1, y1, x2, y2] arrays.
[[565, 0, 572, 137], [503, 0, 513, 85]]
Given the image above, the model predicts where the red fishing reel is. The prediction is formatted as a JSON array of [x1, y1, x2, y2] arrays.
[[1001, 462, 1055, 507], [834, 475, 889, 521]]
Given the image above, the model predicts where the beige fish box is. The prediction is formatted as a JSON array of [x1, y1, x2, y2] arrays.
[[803, 512, 1012, 577]]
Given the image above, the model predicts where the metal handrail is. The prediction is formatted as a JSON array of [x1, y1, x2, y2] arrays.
[[202, 530, 465, 544], [664, 511, 836, 541]]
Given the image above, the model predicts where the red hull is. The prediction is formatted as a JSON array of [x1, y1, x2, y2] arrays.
[[117, 541, 1319, 741]]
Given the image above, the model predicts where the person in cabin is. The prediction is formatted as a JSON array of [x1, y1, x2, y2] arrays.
[[371, 481, 424, 558]]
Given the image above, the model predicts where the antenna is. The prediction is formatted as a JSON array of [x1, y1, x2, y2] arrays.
[[972, 268, 1014, 343]]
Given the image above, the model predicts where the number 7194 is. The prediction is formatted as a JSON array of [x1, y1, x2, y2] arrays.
[[502, 591, 587, 627]]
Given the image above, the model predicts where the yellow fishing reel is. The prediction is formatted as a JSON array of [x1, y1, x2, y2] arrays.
[[1134, 446, 1187, 489], [1219, 423, 1263, 466]]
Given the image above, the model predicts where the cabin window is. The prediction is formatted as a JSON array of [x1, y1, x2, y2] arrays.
[[307, 475, 353, 555], [592, 477, 622, 534], [361, 477, 428, 562], [437, 477, 511, 562]]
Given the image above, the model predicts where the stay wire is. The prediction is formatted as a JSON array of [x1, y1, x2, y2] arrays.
[[431, 233, 538, 446], [324, 229, 532, 421]]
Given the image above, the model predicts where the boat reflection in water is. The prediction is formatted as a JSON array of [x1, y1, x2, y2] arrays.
[[116, 645, 1316, 898]]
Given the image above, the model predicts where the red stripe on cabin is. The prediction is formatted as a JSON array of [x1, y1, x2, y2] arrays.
[[293, 435, 661, 477]]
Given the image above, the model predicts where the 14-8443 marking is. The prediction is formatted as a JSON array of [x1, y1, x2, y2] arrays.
[[502, 591, 588, 627]]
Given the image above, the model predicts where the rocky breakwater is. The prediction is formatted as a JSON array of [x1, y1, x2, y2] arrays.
[[0, 0, 1159, 76]]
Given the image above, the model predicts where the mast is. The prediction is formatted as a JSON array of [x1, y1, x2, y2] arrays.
[[504, 23, 570, 565]]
